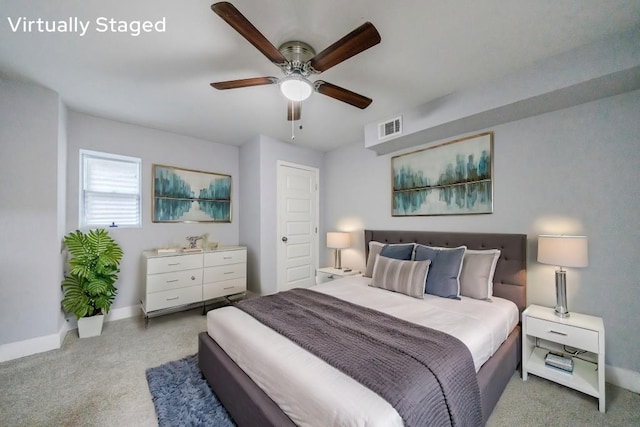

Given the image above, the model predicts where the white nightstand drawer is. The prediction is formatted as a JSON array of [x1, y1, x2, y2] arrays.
[[203, 263, 245, 283], [204, 250, 247, 267], [203, 278, 247, 300], [145, 285, 202, 311], [527, 317, 599, 353], [147, 254, 202, 274], [146, 269, 203, 293]]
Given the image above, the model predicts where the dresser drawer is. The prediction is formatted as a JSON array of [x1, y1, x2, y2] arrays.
[[146, 269, 203, 293], [147, 254, 202, 274], [203, 278, 247, 300], [203, 263, 245, 283], [204, 249, 247, 267], [144, 285, 202, 312], [527, 317, 599, 353]]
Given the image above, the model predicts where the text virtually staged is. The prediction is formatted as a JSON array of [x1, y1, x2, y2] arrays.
[[6, 16, 167, 37]]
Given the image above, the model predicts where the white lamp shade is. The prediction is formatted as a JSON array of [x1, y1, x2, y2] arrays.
[[537, 235, 588, 268], [327, 232, 350, 249], [279, 75, 313, 101]]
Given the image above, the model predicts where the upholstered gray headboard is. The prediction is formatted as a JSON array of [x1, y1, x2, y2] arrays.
[[364, 230, 527, 312]]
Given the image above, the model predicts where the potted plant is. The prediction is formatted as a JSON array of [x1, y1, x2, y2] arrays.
[[61, 228, 123, 338]]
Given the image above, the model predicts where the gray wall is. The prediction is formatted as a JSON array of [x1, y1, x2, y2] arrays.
[[0, 79, 66, 345], [239, 134, 325, 295], [66, 111, 240, 311], [324, 90, 640, 372], [239, 135, 262, 294]]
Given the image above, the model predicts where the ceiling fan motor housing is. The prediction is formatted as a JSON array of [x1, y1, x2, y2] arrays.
[[278, 41, 316, 75]]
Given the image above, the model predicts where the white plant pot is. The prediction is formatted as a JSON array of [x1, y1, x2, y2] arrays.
[[77, 314, 104, 338]]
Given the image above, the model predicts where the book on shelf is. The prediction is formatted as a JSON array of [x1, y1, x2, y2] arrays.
[[156, 248, 178, 254]]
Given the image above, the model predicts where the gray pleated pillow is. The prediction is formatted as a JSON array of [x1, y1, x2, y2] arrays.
[[370, 255, 431, 299]]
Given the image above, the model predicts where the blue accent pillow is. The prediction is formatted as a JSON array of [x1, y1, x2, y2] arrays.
[[414, 245, 466, 299], [380, 243, 415, 260]]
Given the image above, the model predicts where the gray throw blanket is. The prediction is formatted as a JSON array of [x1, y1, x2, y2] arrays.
[[236, 288, 482, 427]]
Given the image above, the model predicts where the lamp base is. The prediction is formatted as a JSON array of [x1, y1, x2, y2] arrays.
[[554, 269, 569, 318], [333, 249, 342, 270]]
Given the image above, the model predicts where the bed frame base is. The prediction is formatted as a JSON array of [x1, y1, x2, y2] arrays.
[[199, 325, 521, 426]]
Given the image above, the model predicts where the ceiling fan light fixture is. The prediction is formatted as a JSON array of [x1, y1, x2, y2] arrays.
[[279, 74, 314, 102]]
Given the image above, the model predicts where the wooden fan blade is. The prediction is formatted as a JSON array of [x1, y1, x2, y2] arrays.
[[309, 22, 381, 73], [211, 2, 286, 65], [287, 101, 301, 121], [210, 76, 278, 90], [315, 81, 372, 109]]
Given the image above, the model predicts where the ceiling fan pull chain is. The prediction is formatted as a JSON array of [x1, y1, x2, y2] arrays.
[[291, 112, 295, 141]]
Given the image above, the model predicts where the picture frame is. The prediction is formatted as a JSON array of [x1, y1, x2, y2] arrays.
[[152, 164, 232, 223], [391, 132, 493, 216]]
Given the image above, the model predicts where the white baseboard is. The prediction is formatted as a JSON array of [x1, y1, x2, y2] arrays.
[[606, 364, 640, 393], [105, 305, 142, 322], [0, 305, 141, 363], [0, 330, 63, 363]]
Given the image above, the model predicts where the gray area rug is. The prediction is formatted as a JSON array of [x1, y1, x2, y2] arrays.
[[146, 354, 235, 427]]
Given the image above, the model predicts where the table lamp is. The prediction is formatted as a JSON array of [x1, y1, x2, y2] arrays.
[[537, 235, 588, 318], [327, 232, 350, 270]]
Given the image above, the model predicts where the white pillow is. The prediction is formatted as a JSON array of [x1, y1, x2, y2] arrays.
[[459, 249, 501, 300]]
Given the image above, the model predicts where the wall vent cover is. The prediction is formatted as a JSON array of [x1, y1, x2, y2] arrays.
[[378, 116, 402, 140]]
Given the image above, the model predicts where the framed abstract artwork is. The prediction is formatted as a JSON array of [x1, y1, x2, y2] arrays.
[[391, 132, 493, 216], [152, 164, 232, 223]]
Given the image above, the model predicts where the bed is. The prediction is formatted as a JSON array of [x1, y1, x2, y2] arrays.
[[198, 230, 527, 426]]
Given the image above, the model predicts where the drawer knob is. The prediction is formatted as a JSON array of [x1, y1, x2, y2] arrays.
[[191, 276, 196, 280], [549, 330, 568, 336]]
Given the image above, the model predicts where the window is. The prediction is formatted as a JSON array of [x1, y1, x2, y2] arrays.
[[80, 150, 141, 228]]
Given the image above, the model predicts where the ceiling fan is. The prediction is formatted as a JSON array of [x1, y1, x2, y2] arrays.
[[210, 1, 381, 121]]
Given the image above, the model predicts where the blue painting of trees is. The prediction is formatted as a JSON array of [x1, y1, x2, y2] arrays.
[[153, 166, 231, 222], [392, 139, 492, 215]]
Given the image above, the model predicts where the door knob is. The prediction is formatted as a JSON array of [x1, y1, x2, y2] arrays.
[[282, 236, 288, 242]]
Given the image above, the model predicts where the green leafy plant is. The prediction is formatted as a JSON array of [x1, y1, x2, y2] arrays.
[[61, 229, 123, 318]]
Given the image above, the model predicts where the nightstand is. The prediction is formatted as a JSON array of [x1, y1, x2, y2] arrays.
[[522, 304, 605, 412], [316, 267, 360, 284]]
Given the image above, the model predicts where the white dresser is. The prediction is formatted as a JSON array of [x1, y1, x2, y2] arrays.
[[142, 246, 247, 318]]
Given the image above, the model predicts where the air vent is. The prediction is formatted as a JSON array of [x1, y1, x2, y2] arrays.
[[378, 116, 402, 140]]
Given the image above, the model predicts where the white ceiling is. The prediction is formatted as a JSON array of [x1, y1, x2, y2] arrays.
[[1, 0, 639, 152]]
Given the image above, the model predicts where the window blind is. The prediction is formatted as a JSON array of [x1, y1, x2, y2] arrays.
[[81, 150, 141, 228]]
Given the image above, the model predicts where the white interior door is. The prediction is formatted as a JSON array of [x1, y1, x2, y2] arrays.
[[277, 162, 318, 292]]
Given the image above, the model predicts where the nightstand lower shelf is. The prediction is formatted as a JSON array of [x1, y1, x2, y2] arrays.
[[525, 347, 600, 398]]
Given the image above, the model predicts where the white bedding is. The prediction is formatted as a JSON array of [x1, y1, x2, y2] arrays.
[[206, 276, 519, 427]]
